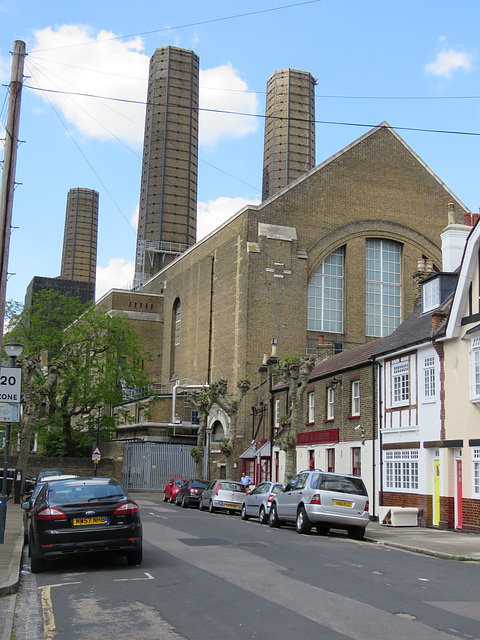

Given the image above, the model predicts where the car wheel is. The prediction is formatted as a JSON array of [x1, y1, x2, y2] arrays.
[[258, 506, 267, 525], [241, 504, 249, 520], [199, 500, 204, 511], [163, 493, 168, 502], [316, 524, 330, 536], [296, 506, 311, 534], [269, 503, 281, 528], [347, 526, 365, 541], [126, 547, 143, 566], [209, 501, 216, 513], [29, 544, 45, 574], [229, 509, 236, 515], [169, 496, 175, 503], [182, 496, 188, 508]]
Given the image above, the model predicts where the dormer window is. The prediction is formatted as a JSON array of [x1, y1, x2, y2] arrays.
[[422, 277, 440, 313]]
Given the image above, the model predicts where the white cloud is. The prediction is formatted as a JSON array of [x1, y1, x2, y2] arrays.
[[96, 257, 134, 299], [29, 25, 149, 143], [199, 64, 260, 147], [26, 26, 259, 148], [197, 195, 260, 240], [424, 48, 473, 78], [0, 50, 10, 82], [130, 203, 139, 229]]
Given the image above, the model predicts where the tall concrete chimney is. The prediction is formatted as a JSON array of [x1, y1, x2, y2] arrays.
[[60, 188, 99, 284], [262, 68, 316, 201], [135, 46, 199, 287]]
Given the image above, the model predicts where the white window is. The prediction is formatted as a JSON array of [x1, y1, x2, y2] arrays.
[[351, 380, 360, 416], [473, 448, 480, 496], [366, 239, 401, 337], [469, 338, 480, 402], [424, 356, 436, 399], [307, 247, 344, 333], [308, 392, 315, 423], [392, 361, 409, 405], [384, 450, 419, 491], [422, 278, 440, 312], [327, 387, 335, 420]]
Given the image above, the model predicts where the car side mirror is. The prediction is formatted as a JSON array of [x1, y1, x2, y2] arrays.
[[21, 501, 30, 510]]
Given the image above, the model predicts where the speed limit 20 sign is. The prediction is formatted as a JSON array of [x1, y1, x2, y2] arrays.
[[0, 367, 22, 403]]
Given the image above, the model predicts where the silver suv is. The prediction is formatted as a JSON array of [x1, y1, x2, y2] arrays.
[[269, 470, 369, 539]]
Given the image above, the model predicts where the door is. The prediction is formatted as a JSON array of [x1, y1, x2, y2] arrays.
[[455, 458, 463, 530], [433, 458, 440, 527]]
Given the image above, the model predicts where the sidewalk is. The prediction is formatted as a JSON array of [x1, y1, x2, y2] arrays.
[[0, 499, 24, 597]]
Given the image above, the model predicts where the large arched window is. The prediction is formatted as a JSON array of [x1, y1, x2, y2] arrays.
[[366, 239, 401, 337], [307, 247, 344, 332]]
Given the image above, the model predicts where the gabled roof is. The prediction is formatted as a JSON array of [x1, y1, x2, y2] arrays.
[[262, 121, 470, 210], [444, 221, 480, 340]]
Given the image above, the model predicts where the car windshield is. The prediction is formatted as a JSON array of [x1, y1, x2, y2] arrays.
[[175, 480, 185, 487], [191, 480, 208, 488]]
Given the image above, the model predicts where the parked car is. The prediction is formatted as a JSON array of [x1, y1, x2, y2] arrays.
[[0, 468, 35, 497], [199, 479, 247, 514], [241, 481, 285, 524], [22, 475, 78, 544], [163, 477, 187, 503], [25, 476, 142, 573], [36, 468, 63, 483], [269, 470, 370, 539], [175, 479, 209, 508]]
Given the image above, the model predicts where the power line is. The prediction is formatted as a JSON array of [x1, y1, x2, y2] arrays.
[[22, 84, 480, 138], [31, 0, 325, 53]]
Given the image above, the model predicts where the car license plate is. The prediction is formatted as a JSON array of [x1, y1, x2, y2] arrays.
[[333, 500, 352, 508], [73, 516, 107, 526], [225, 504, 238, 510]]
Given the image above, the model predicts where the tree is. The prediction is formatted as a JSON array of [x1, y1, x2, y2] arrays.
[[207, 377, 250, 479], [6, 290, 150, 471], [187, 390, 214, 478], [5, 291, 88, 478], [276, 354, 316, 482]]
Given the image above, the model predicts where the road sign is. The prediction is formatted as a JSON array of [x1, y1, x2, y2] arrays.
[[92, 445, 102, 462], [0, 368, 21, 404], [0, 403, 19, 422]]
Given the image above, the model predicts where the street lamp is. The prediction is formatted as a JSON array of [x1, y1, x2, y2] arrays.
[[0, 341, 23, 544]]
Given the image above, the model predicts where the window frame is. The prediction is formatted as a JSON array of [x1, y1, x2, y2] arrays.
[[326, 387, 335, 420], [366, 239, 401, 337], [352, 447, 361, 476], [307, 391, 315, 423], [469, 337, 480, 403], [384, 450, 419, 493], [392, 360, 409, 406], [473, 448, 480, 497], [307, 247, 344, 333], [351, 380, 360, 416], [423, 356, 436, 401]]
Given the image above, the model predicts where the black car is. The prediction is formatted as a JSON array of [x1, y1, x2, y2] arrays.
[[175, 479, 209, 508], [25, 477, 142, 573]]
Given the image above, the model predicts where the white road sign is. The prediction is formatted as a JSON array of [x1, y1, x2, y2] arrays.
[[0, 403, 19, 422], [0, 367, 21, 403]]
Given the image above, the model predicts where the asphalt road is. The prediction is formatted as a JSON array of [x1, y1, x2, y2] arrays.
[[11, 494, 480, 640]]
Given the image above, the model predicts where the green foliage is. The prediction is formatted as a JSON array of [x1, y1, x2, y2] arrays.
[[39, 427, 94, 457], [190, 446, 198, 460]]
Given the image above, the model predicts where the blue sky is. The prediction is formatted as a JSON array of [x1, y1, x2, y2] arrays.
[[1, 0, 479, 303]]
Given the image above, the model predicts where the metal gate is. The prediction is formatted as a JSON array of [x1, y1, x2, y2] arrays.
[[122, 442, 203, 492]]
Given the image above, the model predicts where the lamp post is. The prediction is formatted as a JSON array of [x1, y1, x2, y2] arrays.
[[0, 341, 23, 544]]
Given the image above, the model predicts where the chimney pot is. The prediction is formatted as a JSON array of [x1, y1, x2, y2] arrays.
[[473, 213, 479, 227], [447, 201, 455, 225]]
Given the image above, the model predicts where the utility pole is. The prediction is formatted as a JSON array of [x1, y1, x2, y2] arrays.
[[0, 40, 26, 341]]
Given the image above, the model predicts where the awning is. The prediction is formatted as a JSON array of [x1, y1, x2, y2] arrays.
[[239, 443, 256, 459], [255, 440, 271, 458]]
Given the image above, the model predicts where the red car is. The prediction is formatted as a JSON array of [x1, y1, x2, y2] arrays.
[[163, 478, 187, 503]]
